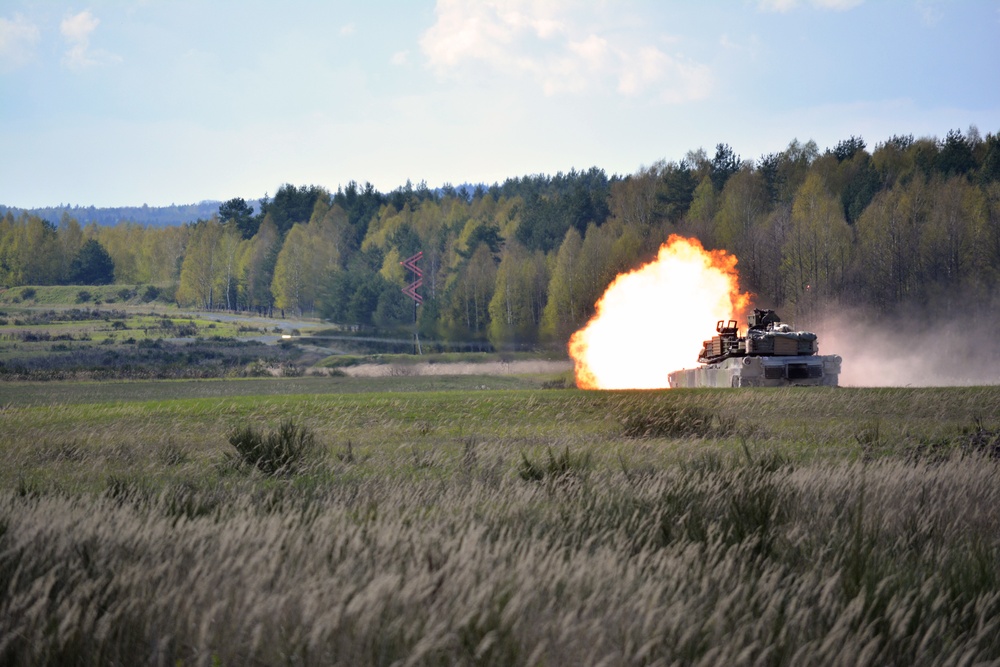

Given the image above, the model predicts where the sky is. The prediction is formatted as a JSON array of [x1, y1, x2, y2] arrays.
[[1, 0, 998, 208]]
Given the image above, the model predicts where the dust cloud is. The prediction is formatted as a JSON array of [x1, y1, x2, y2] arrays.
[[810, 307, 1000, 387]]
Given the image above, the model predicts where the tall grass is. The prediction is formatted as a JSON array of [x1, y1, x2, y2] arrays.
[[228, 418, 316, 474], [3, 386, 1000, 664], [2, 453, 999, 665]]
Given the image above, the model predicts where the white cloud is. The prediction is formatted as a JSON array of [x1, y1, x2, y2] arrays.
[[391, 50, 410, 66], [60, 10, 117, 69], [758, 0, 864, 11], [758, 0, 799, 12], [61, 10, 99, 43], [0, 13, 40, 70], [339, 23, 356, 37], [419, 0, 711, 102], [812, 0, 864, 9]]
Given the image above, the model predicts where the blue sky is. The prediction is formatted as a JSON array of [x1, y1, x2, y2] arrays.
[[1, 0, 998, 208]]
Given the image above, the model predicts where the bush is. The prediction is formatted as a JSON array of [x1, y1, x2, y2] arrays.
[[20, 287, 36, 300], [228, 419, 316, 475], [141, 285, 160, 302], [75, 290, 92, 304], [518, 445, 591, 481], [619, 403, 722, 438], [156, 284, 177, 303]]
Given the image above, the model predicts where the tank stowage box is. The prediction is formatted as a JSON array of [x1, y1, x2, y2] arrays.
[[667, 309, 841, 388]]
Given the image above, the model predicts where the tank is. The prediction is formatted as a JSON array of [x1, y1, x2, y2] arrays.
[[667, 309, 841, 388]]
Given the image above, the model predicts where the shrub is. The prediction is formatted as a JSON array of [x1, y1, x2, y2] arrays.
[[20, 287, 36, 300], [540, 372, 574, 389], [619, 403, 721, 438], [243, 361, 271, 377], [75, 290, 92, 304], [156, 283, 177, 303], [141, 285, 160, 302], [518, 445, 591, 481], [960, 417, 1000, 458], [228, 419, 316, 475]]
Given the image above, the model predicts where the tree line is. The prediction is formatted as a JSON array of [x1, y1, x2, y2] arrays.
[[0, 201, 224, 228], [2, 127, 999, 349]]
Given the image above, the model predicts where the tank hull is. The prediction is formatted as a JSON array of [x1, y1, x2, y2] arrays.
[[668, 354, 842, 388]]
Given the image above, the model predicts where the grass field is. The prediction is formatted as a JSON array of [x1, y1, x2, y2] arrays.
[[2, 287, 999, 665], [2, 375, 1000, 665], [0, 296, 314, 380]]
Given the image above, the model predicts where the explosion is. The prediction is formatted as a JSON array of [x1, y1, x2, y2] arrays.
[[569, 235, 751, 389]]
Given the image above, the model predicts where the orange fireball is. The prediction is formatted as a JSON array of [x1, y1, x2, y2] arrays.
[[569, 235, 751, 389]]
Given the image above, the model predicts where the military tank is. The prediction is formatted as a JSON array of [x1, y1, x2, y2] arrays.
[[667, 309, 841, 388]]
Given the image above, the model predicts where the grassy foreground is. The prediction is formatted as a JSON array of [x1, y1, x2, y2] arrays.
[[2, 382, 1000, 665]]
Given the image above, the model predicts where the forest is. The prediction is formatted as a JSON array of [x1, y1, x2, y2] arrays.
[[2, 128, 999, 350]]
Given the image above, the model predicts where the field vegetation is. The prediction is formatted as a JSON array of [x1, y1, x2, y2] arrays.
[[0, 294, 315, 380], [2, 379, 1000, 665]]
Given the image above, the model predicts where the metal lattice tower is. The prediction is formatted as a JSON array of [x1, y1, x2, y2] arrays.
[[401, 251, 423, 305]]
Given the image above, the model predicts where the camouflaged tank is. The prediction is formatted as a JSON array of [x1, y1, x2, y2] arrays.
[[668, 309, 841, 388]]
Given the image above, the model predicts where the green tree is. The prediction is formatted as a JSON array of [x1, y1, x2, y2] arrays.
[[682, 176, 717, 246], [488, 241, 544, 347], [440, 243, 496, 340], [978, 133, 1000, 185], [69, 239, 115, 285], [576, 223, 620, 323], [56, 214, 84, 282], [781, 173, 852, 312], [10, 215, 61, 285], [374, 280, 412, 329], [96, 222, 144, 284], [139, 225, 188, 285], [0, 212, 16, 285], [263, 184, 327, 236], [272, 224, 312, 315], [712, 168, 768, 291], [218, 223, 245, 310], [271, 214, 341, 316], [772, 139, 819, 204], [539, 228, 584, 343], [756, 205, 792, 306], [918, 176, 985, 305], [854, 182, 922, 310], [177, 219, 224, 308], [219, 197, 258, 239], [710, 143, 742, 192], [937, 129, 975, 177], [243, 216, 280, 313], [608, 166, 661, 230], [871, 134, 915, 189]]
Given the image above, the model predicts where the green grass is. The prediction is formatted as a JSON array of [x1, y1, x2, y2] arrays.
[[4, 383, 1000, 491], [3, 369, 1000, 664], [0, 374, 548, 406], [316, 350, 562, 368], [0, 306, 310, 380], [0, 284, 161, 306]]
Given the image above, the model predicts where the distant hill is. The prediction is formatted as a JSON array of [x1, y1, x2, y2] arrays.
[[0, 201, 259, 227]]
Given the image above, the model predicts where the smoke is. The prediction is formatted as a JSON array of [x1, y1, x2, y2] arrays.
[[808, 306, 1000, 387]]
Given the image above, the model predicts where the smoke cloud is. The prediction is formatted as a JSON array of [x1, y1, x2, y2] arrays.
[[808, 306, 1000, 387]]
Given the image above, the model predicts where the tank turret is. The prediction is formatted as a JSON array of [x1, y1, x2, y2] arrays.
[[670, 309, 841, 388], [697, 309, 818, 364]]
